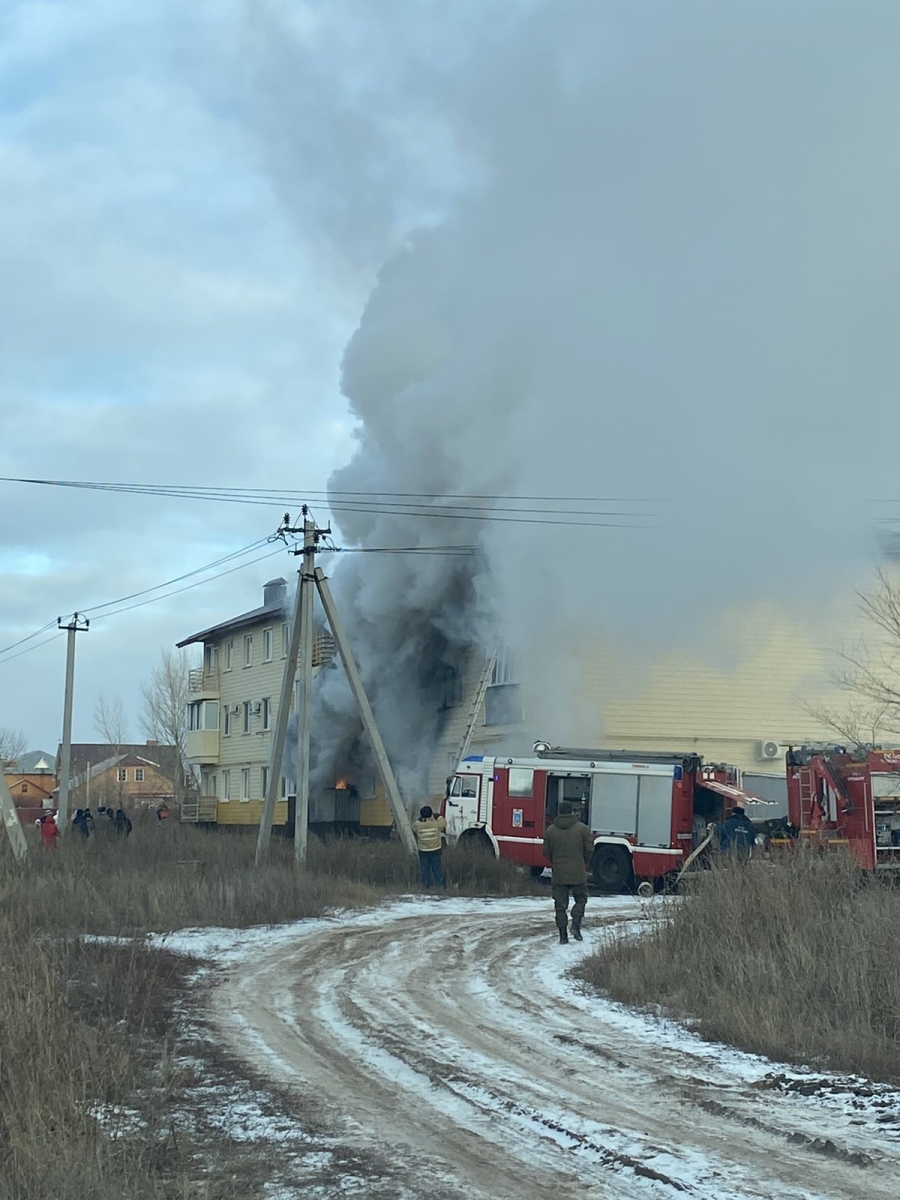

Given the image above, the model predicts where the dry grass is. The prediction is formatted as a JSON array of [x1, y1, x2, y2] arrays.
[[0, 821, 536, 1197], [578, 852, 900, 1082]]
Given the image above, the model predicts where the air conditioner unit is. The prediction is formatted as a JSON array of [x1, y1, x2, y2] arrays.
[[251, 702, 262, 715], [758, 739, 781, 761]]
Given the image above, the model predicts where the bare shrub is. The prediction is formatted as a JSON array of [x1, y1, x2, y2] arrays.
[[578, 852, 900, 1082]]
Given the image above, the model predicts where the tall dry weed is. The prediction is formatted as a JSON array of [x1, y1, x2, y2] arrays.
[[579, 852, 900, 1082]]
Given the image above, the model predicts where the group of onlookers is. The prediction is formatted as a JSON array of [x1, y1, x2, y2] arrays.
[[34, 800, 171, 847]]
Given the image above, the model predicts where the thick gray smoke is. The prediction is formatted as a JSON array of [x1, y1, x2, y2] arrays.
[[308, 0, 900, 793]]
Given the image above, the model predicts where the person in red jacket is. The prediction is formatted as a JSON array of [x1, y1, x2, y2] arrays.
[[39, 811, 59, 850]]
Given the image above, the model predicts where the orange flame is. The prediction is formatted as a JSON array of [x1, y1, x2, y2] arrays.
[[334, 778, 349, 790]]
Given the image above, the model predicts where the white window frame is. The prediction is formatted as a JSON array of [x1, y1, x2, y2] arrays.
[[222, 770, 231, 801], [117, 768, 128, 783], [243, 634, 253, 668], [243, 701, 251, 734], [282, 623, 289, 658], [204, 644, 218, 674], [223, 708, 232, 737], [134, 767, 145, 783], [241, 768, 251, 802], [261, 766, 269, 800], [262, 697, 271, 730], [263, 627, 273, 662], [225, 640, 234, 671]]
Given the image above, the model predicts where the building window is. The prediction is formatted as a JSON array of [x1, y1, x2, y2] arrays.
[[188, 699, 220, 731], [243, 701, 251, 734], [262, 697, 271, 730], [225, 640, 234, 671], [135, 768, 145, 783], [223, 708, 232, 737], [223, 770, 231, 801], [281, 776, 295, 799], [263, 628, 273, 662], [484, 647, 523, 726], [282, 623, 289, 658], [261, 766, 269, 799], [484, 684, 523, 727], [243, 634, 253, 668], [20, 783, 27, 793], [439, 664, 463, 709], [204, 644, 218, 674], [241, 768, 250, 802], [117, 768, 128, 782]]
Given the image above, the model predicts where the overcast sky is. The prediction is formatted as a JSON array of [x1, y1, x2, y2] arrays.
[[0, 0, 520, 749]]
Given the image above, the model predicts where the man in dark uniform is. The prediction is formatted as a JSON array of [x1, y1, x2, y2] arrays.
[[542, 801, 594, 944], [718, 805, 756, 862]]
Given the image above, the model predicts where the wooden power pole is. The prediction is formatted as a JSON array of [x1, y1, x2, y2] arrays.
[[0, 770, 28, 862], [56, 612, 89, 832], [256, 512, 417, 864]]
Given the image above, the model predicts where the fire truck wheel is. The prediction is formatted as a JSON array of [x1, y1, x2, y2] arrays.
[[458, 829, 496, 857], [591, 846, 633, 893]]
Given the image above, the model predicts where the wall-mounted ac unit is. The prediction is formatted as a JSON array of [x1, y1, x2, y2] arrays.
[[758, 739, 781, 761]]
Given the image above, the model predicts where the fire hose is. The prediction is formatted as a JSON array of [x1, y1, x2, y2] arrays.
[[674, 825, 715, 885]]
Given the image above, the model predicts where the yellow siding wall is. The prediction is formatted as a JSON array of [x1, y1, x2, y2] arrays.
[[216, 800, 288, 826]]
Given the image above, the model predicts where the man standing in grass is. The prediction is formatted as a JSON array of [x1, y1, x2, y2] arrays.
[[542, 801, 594, 944], [412, 805, 446, 889]]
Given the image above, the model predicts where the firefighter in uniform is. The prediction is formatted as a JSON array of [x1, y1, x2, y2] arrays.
[[542, 801, 594, 944]]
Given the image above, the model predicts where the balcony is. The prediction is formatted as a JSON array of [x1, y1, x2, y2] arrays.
[[188, 668, 219, 698], [184, 729, 219, 764], [181, 796, 218, 823]]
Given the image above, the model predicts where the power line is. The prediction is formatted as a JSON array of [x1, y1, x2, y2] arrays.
[[0, 476, 661, 504], [0, 619, 59, 659], [0, 544, 285, 668]]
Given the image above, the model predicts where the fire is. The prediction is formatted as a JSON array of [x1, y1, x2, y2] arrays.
[[334, 778, 349, 790]]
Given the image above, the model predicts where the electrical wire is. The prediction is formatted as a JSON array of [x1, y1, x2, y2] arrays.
[[0, 476, 661, 504], [0, 630, 65, 665], [80, 538, 271, 615], [0, 619, 59, 658], [91, 546, 286, 622]]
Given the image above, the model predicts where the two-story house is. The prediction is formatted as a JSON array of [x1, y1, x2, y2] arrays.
[[177, 578, 334, 827]]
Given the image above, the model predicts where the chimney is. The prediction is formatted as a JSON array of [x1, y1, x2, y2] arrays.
[[146, 740, 159, 747], [264, 577, 288, 609]]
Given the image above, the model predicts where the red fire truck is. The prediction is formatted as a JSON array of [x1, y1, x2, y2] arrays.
[[443, 742, 768, 891], [785, 744, 900, 872]]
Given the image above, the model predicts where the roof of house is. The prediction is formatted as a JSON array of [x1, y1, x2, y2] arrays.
[[61, 743, 179, 777], [176, 581, 289, 648], [3, 750, 56, 774]]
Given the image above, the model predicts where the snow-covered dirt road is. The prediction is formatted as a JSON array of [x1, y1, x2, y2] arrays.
[[190, 896, 900, 1199]]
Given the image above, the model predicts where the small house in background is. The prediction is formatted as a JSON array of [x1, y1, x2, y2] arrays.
[[55, 742, 180, 812], [3, 749, 57, 804]]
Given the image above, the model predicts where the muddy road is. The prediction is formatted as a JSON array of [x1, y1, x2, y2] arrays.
[[208, 897, 900, 1198]]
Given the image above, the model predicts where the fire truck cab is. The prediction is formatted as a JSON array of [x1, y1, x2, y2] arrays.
[[443, 742, 767, 891]]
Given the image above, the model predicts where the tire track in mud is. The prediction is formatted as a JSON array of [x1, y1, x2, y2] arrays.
[[210, 897, 900, 1200]]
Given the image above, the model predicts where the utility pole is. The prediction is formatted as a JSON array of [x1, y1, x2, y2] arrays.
[[256, 511, 326, 865], [255, 512, 417, 864], [293, 518, 316, 866], [0, 769, 28, 863], [315, 567, 417, 856], [57, 613, 89, 832]]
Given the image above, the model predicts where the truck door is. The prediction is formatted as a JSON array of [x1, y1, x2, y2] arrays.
[[445, 773, 480, 838]]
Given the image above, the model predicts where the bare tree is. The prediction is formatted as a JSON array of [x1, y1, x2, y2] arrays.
[[93, 693, 129, 748], [0, 727, 28, 764], [806, 567, 900, 745], [140, 648, 196, 803]]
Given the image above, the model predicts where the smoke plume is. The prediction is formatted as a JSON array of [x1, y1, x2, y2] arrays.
[[305, 0, 900, 793]]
